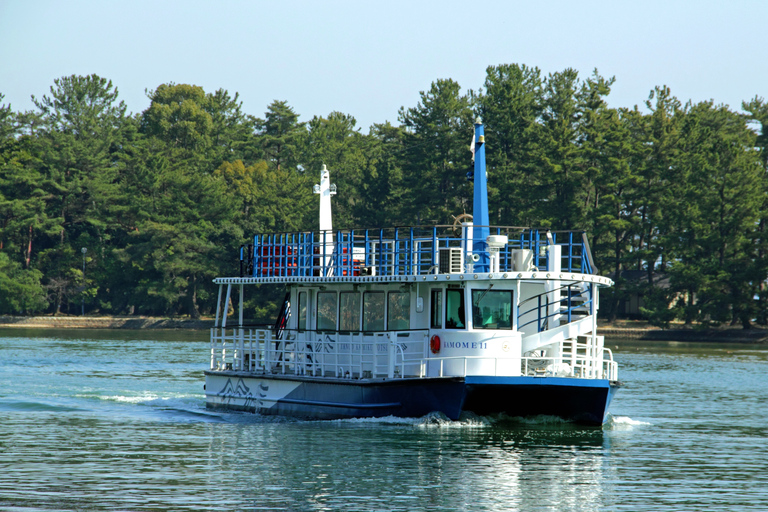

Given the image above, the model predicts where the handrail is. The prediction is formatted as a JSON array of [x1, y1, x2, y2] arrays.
[[266, 327, 431, 335], [238, 225, 596, 278], [210, 326, 617, 381], [517, 282, 589, 307], [425, 353, 616, 379], [517, 283, 592, 332], [581, 232, 597, 275]]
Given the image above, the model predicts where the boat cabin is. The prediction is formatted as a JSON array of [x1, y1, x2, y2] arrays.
[[211, 223, 615, 383]]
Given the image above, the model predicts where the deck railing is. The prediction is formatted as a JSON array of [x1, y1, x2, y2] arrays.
[[426, 352, 618, 381], [210, 328, 429, 379], [239, 226, 595, 278], [209, 328, 618, 381], [517, 282, 593, 333]]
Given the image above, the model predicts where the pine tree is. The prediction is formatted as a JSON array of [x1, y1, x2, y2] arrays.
[[398, 79, 474, 224], [477, 64, 544, 226], [742, 96, 768, 323], [24, 75, 129, 313], [356, 122, 408, 227], [539, 68, 584, 229], [666, 102, 763, 326], [257, 100, 306, 172]]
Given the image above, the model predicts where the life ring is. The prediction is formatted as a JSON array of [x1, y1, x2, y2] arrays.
[[430, 335, 441, 354]]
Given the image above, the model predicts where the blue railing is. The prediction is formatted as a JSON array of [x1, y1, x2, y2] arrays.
[[517, 282, 594, 333], [238, 226, 595, 278]]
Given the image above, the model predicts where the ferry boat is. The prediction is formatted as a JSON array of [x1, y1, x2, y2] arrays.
[[205, 121, 619, 425]]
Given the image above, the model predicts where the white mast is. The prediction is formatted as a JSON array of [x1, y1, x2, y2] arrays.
[[313, 164, 336, 274]]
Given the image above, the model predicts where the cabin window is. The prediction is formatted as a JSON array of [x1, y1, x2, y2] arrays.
[[363, 292, 385, 331], [388, 291, 410, 330], [445, 289, 465, 329], [430, 289, 442, 328], [317, 291, 337, 331], [339, 291, 361, 332], [297, 291, 308, 331], [472, 289, 513, 329]]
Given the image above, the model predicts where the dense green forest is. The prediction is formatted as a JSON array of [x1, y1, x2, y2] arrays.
[[1, 65, 767, 327]]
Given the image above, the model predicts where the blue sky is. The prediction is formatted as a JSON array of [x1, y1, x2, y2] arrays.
[[1, 0, 765, 130]]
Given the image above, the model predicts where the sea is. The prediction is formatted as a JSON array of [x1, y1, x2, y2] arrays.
[[0, 328, 766, 511]]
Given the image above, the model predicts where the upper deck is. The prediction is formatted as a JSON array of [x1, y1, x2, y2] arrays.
[[222, 225, 613, 287]]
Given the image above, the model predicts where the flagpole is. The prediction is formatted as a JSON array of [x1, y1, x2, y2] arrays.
[[472, 119, 490, 272]]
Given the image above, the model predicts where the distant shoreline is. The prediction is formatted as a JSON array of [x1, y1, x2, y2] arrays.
[[0, 315, 212, 330], [1, 315, 766, 343], [598, 326, 768, 343]]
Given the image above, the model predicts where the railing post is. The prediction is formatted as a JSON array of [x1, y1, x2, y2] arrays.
[[432, 226, 438, 272], [307, 231, 313, 277], [537, 295, 542, 332], [409, 227, 415, 275], [210, 327, 216, 370], [321, 231, 327, 277], [264, 234, 270, 277], [393, 229, 399, 276], [255, 235, 261, 277], [335, 230, 341, 275], [378, 229, 384, 276], [364, 229, 371, 274], [282, 233, 287, 277], [297, 232, 304, 276]]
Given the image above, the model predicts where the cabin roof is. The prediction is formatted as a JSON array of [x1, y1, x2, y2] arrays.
[[214, 271, 614, 287]]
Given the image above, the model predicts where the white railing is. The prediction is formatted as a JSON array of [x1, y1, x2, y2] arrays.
[[424, 350, 617, 380], [210, 328, 428, 379], [210, 328, 618, 382]]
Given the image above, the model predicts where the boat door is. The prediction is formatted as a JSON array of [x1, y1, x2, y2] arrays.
[[294, 288, 312, 335]]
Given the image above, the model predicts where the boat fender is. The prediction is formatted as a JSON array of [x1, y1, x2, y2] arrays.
[[430, 335, 441, 354]]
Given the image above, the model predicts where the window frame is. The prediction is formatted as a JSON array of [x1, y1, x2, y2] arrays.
[[471, 289, 514, 330], [445, 288, 466, 329], [387, 291, 410, 331], [297, 291, 308, 331], [430, 289, 442, 328], [339, 291, 362, 333], [362, 291, 385, 332], [316, 291, 338, 332]]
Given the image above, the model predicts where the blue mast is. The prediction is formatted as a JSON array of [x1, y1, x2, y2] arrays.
[[472, 119, 490, 272]]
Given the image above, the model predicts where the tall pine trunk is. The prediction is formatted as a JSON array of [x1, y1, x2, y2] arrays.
[[188, 275, 201, 319], [25, 225, 32, 268]]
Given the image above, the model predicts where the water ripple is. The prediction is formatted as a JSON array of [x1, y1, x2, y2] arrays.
[[1, 331, 767, 511]]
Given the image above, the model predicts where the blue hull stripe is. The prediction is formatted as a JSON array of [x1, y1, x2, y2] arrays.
[[465, 375, 614, 388]]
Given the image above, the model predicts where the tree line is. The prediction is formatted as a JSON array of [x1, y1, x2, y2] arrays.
[[1, 65, 767, 327]]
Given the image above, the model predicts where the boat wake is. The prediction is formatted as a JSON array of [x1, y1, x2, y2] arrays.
[[333, 412, 591, 429], [18, 391, 650, 430], [603, 413, 651, 429], [75, 392, 232, 422], [418, 411, 492, 428], [0, 400, 82, 413], [92, 392, 169, 404], [330, 415, 428, 426], [87, 392, 204, 408]]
